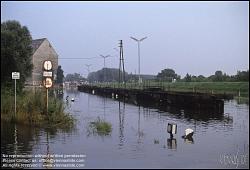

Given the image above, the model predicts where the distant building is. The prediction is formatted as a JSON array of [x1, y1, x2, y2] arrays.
[[25, 38, 58, 86]]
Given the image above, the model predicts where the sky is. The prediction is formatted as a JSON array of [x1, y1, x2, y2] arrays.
[[1, 1, 249, 78]]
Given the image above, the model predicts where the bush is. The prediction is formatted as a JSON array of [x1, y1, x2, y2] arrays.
[[1, 88, 74, 128], [88, 117, 112, 136]]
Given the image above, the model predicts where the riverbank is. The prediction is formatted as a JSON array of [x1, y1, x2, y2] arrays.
[[93, 81, 249, 98], [1, 88, 75, 129]]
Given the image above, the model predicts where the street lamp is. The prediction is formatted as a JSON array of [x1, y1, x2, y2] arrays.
[[100, 54, 110, 82], [100, 54, 110, 68], [130, 36, 147, 84]]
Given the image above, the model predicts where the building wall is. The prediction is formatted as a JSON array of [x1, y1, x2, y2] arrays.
[[26, 39, 58, 86]]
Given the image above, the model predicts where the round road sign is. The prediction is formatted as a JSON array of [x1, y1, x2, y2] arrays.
[[44, 77, 53, 88], [43, 60, 52, 71]]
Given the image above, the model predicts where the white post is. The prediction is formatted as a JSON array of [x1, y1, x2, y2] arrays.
[[15, 79, 16, 117]]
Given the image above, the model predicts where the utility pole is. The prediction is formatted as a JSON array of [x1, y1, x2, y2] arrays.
[[85, 64, 91, 78], [119, 40, 125, 87], [130, 36, 147, 84]]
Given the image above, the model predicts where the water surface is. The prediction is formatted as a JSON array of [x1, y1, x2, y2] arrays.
[[1, 88, 249, 168]]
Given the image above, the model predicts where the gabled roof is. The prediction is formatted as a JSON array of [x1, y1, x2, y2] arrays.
[[31, 38, 46, 54]]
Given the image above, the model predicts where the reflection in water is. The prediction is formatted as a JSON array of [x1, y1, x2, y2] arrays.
[[118, 101, 125, 148], [65, 87, 79, 98], [184, 136, 194, 144], [167, 138, 177, 150], [1, 122, 36, 155], [2, 88, 248, 168], [137, 106, 144, 144], [103, 97, 106, 119], [43, 131, 53, 169], [1, 122, 37, 168]]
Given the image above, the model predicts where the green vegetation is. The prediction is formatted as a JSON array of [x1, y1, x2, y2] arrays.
[[1, 20, 33, 91], [94, 81, 249, 98], [156, 68, 180, 81], [1, 20, 73, 128], [56, 65, 64, 85], [1, 89, 75, 129], [65, 73, 86, 82], [156, 68, 249, 82], [88, 117, 112, 136], [160, 82, 249, 97]]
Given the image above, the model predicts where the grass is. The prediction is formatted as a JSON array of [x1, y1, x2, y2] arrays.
[[1, 88, 75, 129], [94, 81, 249, 98], [88, 117, 112, 136]]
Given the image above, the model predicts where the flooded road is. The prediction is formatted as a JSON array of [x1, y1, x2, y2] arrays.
[[1, 88, 249, 168]]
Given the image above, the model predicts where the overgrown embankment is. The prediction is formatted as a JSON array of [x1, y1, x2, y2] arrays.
[[1, 88, 74, 129], [95, 81, 249, 98]]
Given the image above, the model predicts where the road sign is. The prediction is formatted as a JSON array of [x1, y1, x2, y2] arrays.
[[43, 71, 53, 77], [12, 72, 20, 117], [44, 77, 53, 88], [12, 72, 20, 79], [43, 60, 52, 71]]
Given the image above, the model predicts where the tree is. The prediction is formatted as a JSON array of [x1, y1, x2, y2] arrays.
[[1, 20, 33, 91], [65, 73, 86, 82], [184, 73, 192, 82], [56, 65, 64, 85], [235, 70, 249, 81], [196, 75, 206, 82], [156, 68, 179, 82], [213, 70, 223, 81], [88, 68, 129, 82]]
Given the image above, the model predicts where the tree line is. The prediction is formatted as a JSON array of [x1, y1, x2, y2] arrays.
[[156, 68, 249, 82], [65, 68, 248, 83]]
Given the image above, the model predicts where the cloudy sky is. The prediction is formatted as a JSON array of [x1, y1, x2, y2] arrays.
[[1, 1, 249, 77]]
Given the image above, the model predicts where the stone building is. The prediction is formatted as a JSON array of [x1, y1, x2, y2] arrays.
[[25, 38, 58, 86]]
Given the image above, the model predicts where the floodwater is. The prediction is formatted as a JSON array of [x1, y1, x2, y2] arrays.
[[1, 88, 249, 169]]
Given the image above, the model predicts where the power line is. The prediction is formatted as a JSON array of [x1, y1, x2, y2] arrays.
[[58, 57, 100, 59]]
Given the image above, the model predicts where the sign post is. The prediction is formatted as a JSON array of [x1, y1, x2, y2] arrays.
[[44, 77, 53, 115], [47, 88, 48, 116], [12, 72, 20, 117], [43, 61, 53, 117]]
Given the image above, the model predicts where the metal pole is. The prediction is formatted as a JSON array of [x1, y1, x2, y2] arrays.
[[121, 41, 126, 87], [130, 36, 147, 85], [104, 58, 105, 68], [119, 40, 122, 87], [15, 79, 16, 117], [138, 42, 141, 84], [46, 88, 48, 116]]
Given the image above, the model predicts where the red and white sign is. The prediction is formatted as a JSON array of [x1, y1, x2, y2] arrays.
[[43, 60, 52, 71], [44, 77, 53, 88]]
